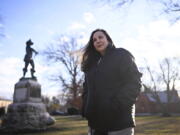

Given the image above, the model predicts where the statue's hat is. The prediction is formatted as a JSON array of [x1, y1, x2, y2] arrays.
[[26, 39, 34, 45]]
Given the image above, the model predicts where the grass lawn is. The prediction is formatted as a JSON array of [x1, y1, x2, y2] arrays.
[[135, 115, 180, 135], [1, 115, 180, 135]]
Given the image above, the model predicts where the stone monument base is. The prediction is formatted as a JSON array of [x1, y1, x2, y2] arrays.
[[0, 78, 55, 132], [1, 103, 55, 132]]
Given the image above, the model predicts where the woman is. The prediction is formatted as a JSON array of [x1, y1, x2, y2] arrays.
[[81, 29, 142, 135]]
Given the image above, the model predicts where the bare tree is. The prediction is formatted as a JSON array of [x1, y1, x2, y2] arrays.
[[41, 95, 51, 112], [160, 0, 180, 22], [43, 35, 84, 110], [98, 0, 180, 22], [159, 58, 180, 114], [144, 57, 180, 116]]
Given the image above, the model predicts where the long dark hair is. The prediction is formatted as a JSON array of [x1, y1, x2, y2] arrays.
[[81, 29, 115, 72]]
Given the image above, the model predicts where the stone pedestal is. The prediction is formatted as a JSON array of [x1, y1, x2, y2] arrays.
[[1, 78, 55, 132], [14, 78, 41, 103]]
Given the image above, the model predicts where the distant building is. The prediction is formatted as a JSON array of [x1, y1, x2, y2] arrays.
[[0, 98, 12, 108], [136, 89, 180, 113]]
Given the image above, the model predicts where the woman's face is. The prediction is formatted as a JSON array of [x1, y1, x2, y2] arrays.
[[93, 31, 109, 55]]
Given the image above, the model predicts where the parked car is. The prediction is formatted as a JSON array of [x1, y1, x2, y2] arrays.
[[50, 111, 66, 116], [67, 107, 80, 115]]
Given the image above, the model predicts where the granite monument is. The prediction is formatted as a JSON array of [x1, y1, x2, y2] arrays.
[[1, 39, 55, 132]]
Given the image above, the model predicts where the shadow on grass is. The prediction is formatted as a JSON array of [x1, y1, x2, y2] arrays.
[[55, 115, 85, 121], [0, 126, 79, 135]]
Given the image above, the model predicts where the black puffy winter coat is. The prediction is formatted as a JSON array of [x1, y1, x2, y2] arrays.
[[82, 46, 142, 132]]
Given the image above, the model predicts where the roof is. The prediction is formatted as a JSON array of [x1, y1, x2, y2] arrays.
[[145, 90, 180, 103]]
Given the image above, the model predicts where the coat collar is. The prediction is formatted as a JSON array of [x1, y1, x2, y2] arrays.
[[101, 44, 115, 57]]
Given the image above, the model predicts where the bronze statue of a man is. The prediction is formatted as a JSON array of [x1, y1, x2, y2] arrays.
[[23, 39, 38, 78]]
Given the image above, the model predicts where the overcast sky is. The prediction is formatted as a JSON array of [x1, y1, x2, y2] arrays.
[[0, 0, 180, 99]]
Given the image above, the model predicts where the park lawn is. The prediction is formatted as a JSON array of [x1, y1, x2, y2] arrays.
[[135, 115, 180, 135], [1, 115, 180, 135], [1, 115, 88, 135]]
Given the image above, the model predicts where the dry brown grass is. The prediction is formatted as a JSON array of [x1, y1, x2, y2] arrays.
[[1, 115, 180, 135], [135, 116, 180, 135]]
